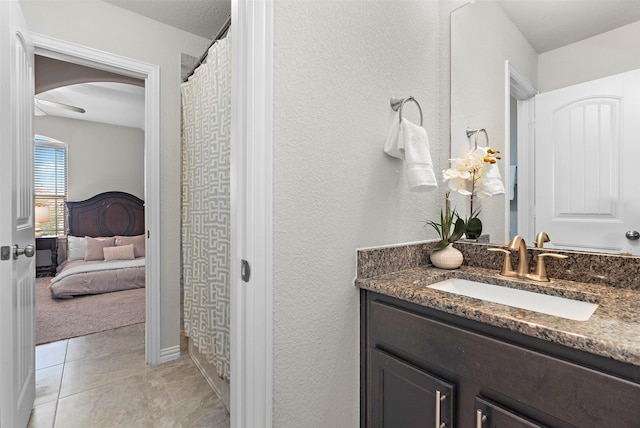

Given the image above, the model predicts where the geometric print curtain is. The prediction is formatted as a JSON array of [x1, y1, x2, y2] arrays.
[[181, 34, 231, 383]]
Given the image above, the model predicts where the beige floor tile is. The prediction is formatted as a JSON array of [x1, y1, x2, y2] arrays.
[[36, 341, 68, 370], [59, 347, 149, 397], [34, 365, 63, 407], [27, 401, 56, 428], [55, 371, 174, 428], [32, 324, 228, 428], [157, 358, 215, 406], [158, 357, 230, 428], [65, 323, 144, 362], [171, 389, 230, 428]]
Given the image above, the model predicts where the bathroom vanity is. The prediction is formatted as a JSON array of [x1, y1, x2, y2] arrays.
[[356, 243, 640, 428]]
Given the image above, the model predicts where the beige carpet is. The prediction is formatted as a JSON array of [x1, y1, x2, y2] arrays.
[[36, 277, 145, 345]]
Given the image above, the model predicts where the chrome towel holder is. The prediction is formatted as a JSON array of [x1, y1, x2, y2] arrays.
[[390, 96, 423, 126], [466, 128, 489, 149]]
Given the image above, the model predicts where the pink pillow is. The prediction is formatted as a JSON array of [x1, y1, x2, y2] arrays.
[[84, 236, 116, 261], [115, 234, 145, 258], [103, 244, 135, 261]]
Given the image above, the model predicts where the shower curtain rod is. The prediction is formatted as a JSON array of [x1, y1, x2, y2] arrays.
[[183, 15, 231, 82]]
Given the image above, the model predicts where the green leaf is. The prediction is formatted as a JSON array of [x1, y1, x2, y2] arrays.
[[465, 217, 483, 239], [425, 220, 443, 239], [431, 239, 450, 251], [448, 218, 466, 243]]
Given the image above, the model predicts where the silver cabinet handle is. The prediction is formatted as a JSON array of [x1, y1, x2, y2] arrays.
[[435, 390, 446, 428], [626, 230, 640, 240], [13, 244, 35, 259], [475, 409, 486, 428]]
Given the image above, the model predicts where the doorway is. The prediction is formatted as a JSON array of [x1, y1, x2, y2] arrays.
[[32, 34, 163, 364]]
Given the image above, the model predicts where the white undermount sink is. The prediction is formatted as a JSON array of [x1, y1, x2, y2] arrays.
[[428, 278, 598, 321]]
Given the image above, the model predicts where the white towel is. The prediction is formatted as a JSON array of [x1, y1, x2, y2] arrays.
[[509, 165, 517, 200], [479, 161, 505, 197], [384, 119, 437, 192]]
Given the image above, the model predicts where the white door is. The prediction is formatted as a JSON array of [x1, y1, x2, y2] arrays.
[[535, 69, 640, 254], [0, 1, 36, 427]]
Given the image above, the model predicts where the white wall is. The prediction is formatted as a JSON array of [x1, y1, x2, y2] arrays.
[[273, 1, 444, 426], [21, 0, 210, 354], [538, 20, 640, 92], [35, 116, 144, 201], [450, 0, 537, 244]]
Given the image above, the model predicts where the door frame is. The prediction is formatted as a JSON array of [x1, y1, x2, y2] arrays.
[[505, 61, 537, 244], [231, 0, 273, 426], [31, 34, 163, 364]]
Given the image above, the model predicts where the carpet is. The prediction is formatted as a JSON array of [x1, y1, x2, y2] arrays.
[[36, 277, 145, 345]]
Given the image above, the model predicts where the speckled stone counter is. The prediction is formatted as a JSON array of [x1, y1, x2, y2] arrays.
[[356, 245, 640, 368]]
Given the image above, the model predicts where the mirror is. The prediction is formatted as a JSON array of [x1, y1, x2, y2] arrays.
[[451, 0, 640, 255]]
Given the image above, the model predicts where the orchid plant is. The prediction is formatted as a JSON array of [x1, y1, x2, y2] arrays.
[[442, 146, 505, 238]]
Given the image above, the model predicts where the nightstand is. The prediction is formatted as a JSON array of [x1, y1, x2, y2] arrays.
[[36, 236, 58, 277]]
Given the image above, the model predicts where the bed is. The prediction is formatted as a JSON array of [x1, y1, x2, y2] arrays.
[[49, 191, 146, 299]]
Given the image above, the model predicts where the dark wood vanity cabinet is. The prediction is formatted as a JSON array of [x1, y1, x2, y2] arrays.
[[361, 290, 640, 428]]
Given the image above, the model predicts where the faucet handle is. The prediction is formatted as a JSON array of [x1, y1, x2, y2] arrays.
[[527, 252, 569, 282], [488, 247, 517, 277], [538, 253, 568, 259]]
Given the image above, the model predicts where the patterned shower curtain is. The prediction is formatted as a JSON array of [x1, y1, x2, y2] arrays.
[[181, 35, 231, 382]]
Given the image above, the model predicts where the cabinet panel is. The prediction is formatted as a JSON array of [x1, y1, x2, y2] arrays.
[[475, 396, 546, 428], [368, 348, 454, 428]]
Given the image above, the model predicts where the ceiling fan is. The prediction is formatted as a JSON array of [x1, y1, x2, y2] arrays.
[[34, 98, 86, 116]]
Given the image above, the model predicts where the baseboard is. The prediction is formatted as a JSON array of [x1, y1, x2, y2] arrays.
[[189, 338, 230, 412], [159, 345, 181, 364]]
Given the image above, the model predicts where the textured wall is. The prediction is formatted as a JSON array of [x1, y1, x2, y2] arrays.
[[273, 1, 443, 426], [35, 116, 144, 201], [21, 0, 210, 353], [538, 20, 640, 92]]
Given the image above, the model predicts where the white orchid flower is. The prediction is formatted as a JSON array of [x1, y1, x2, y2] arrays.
[[442, 146, 503, 198], [447, 177, 472, 195]]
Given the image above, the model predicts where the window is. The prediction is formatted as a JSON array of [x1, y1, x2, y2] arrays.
[[34, 135, 68, 236]]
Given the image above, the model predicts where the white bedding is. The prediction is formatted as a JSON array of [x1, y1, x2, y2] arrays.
[[49, 257, 146, 298], [51, 258, 145, 285]]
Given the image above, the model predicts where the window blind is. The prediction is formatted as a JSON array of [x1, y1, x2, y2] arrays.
[[34, 142, 67, 236]]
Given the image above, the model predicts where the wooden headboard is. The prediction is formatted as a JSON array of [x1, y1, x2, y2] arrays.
[[66, 191, 145, 237]]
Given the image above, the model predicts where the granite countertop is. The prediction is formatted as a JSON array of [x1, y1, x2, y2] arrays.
[[356, 265, 640, 367]]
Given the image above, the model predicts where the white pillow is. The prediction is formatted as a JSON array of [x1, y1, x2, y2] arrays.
[[67, 236, 87, 261]]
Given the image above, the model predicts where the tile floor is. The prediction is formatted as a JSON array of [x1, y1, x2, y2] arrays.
[[28, 323, 230, 428]]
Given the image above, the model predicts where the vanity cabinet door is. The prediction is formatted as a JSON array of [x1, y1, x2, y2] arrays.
[[368, 348, 454, 428], [475, 396, 546, 428]]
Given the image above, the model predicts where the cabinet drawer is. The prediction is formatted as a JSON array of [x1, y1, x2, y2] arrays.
[[369, 300, 640, 427], [475, 396, 546, 428]]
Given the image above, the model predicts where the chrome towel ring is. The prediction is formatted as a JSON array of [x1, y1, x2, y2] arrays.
[[390, 96, 423, 126], [466, 128, 489, 149]]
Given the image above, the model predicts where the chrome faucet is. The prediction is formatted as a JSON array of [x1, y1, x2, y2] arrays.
[[488, 235, 568, 282]]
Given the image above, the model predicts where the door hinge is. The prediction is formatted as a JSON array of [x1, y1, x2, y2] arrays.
[[241, 259, 251, 282], [1, 246, 10, 261]]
